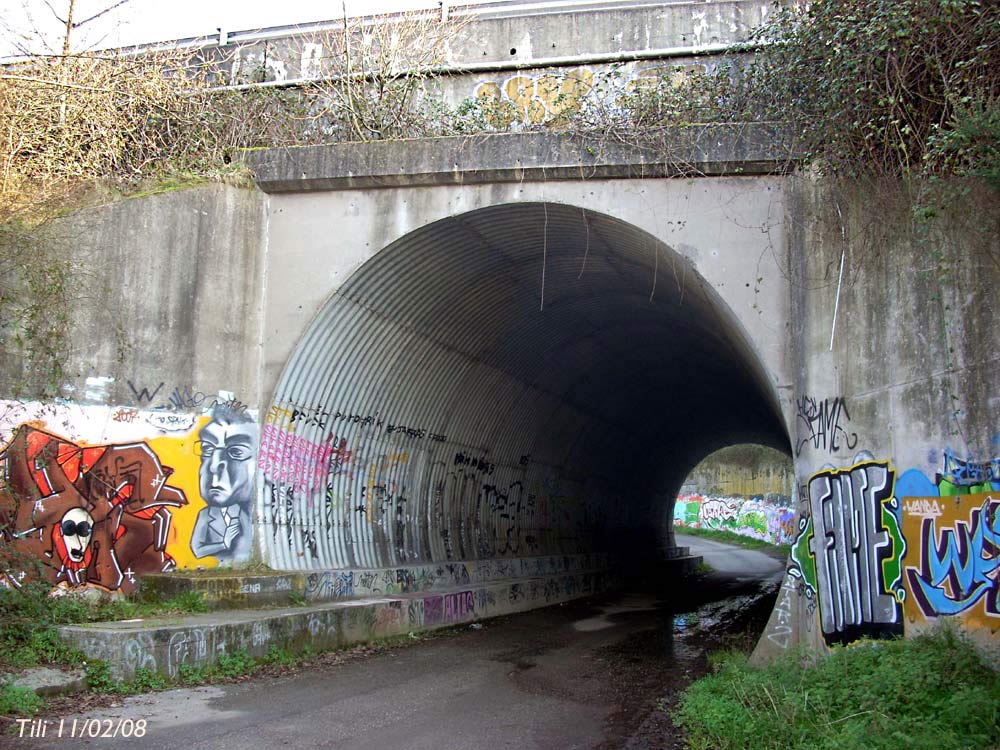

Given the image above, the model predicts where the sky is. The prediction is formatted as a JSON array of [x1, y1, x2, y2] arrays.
[[0, 0, 466, 58]]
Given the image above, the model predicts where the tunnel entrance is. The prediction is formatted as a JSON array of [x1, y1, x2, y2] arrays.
[[671, 444, 795, 548], [257, 202, 790, 572]]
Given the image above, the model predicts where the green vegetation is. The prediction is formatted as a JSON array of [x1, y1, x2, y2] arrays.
[[740, 0, 1000, 183], [678, 628, 1000, 750], [0, 580, 209, 672], [0, 682, 44, 716], [675, 526, 789, 552]]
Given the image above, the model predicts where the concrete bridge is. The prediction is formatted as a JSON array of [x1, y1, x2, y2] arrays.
[[1, 0, 997, 667]]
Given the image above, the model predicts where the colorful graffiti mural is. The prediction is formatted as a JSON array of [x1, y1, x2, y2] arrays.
[[673, 493, 796, 546], [903, 491, 999, 628], [0, 400, 258, 593], [787, 457, 906, 646], [786, 447, 1000, 648], [190, 407, 258, 562]]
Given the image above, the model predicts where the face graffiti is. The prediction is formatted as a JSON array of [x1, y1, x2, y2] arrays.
[[190, 407, 258, 562], [197, 419, 256, 508], [58, 507, 94, 565]]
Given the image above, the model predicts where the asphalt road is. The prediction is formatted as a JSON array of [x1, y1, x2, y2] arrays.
[[678, 535, 786, 583], [5, 539, 784, 750]]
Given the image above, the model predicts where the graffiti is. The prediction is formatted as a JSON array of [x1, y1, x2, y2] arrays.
[[765, 575, 798, 649], [474, 67, 595, 126], [903, 492, 1000, 625], [424, 595, 443, 625], [896, 449, 1000, 501], [258, 424, 340, 493], [795, 396, 858, 457], [112, 408, 140, 424], [673, 494, 795, 546], [190, 406, 257, 562], [443, 590, 475, 623], [385, 423, 429, 439], [798, 459, 905, 645], [144, 413, 196, 433], [164, 386, 208, 412], [126, 381, 241, 415], [938, 449, 1000, 492], [213, 396, 248, 414], [127, 380, 164, 405], [122, 635, 157, 674], [407, 599, 424, 628], [0, 425, 188, 593], [167, 629, 210, 678], [374, 603, 406, 633], [454, 452, 495, 475]]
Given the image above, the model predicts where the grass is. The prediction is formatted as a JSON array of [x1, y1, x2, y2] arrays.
[[677, 627, 1000, 750], [0, 581, 209, 673], [675, 526, 789, 552]]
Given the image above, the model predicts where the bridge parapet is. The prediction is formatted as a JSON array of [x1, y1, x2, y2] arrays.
[[247, 125, 794, 193]]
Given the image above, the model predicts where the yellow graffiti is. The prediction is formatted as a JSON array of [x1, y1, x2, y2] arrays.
[[474, 67, 594, 126], [266, 405, 293, 425], [152, 416, 217, 570]]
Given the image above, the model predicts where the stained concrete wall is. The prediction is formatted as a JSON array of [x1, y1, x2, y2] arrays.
[[0, 185, 268, 592], [754, 178, 1000, 658]]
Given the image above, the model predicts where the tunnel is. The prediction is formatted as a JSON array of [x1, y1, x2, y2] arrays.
[[256, 202, 790, 572]]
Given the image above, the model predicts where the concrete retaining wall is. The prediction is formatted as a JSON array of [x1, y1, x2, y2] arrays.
[[61, 566, 617, 681]]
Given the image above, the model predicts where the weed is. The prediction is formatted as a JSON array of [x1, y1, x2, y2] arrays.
[[0, 682, 43, 716], [83, 661, 119, 693], [213, 650, 255, 679], [127, 667, 169, 693], [159, 591, 208, 614], [678, 627, 1000, 750], [262, 647, 297, 667], [175, 663, 206, 686]]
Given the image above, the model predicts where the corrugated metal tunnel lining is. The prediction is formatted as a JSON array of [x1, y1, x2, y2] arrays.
[[258, 202, 789, 570]]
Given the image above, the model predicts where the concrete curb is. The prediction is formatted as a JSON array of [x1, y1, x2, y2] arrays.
[[2, 667, 87, 697], [61, 569, 617, 681]]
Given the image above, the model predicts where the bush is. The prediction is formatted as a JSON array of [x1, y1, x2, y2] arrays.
[[740, 0, 1000, 181]]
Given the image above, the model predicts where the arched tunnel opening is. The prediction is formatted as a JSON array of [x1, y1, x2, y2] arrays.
[[257, 202, 790, 581]]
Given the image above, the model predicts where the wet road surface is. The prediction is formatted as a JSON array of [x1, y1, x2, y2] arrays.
[[6, 540, 785, 750]]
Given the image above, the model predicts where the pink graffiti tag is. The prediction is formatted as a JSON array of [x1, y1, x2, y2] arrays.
[[258, 425, 352, 492]]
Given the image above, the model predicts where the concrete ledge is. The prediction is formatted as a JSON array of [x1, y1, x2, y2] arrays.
[[245, 125, 795, 193], [61, 570, 618, 681], [2, 667, 87, 697], [140, 553, 608, 610]]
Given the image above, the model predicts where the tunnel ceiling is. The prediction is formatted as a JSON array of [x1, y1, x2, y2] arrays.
[[262, 202, 789, 570]]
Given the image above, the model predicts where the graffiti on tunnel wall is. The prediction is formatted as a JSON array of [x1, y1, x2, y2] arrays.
[[0, 400, 258, 593], [673, 494, 795, 546], [260, 398, 605, 569], [786, 445, 1000, 648]]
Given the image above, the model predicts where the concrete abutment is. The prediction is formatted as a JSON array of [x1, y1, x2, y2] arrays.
[[2, 131, 997, 667]]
